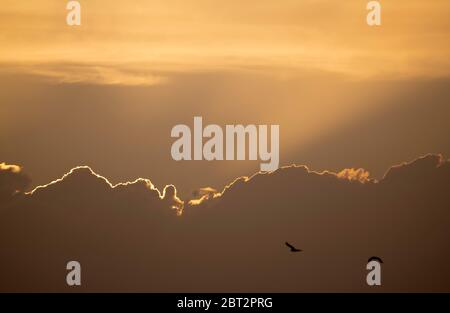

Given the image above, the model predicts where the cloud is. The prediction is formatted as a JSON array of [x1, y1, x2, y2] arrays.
[[1, 1, 450, 81], [162, 184, 184, 214], [193, 187, 218, 198], [0, 154, 449, 292], [28, 165, 183, 212], [336, 168, 371, 183], [0, 162, 31, 203], [382, 153, 448, 182], [2, 63, 168, 86], [188, 187, 220, 206], [188, 165, 373, 207], [0, 163, 21, 173]]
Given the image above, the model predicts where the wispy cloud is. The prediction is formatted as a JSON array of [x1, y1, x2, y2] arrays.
[[2, 63, 168, 86], [1, 1, 449, 84]]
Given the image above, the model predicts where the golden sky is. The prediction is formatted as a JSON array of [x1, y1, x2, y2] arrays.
[[1, 0, 449, 84], [2, 1, 450, 293], [1, 1, 450, 195]]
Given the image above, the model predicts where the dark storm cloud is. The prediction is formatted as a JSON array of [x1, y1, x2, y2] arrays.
[[0, 154, 449, 292]]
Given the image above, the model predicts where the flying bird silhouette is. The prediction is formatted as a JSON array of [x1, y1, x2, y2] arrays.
[[285, 242, 302, 252]]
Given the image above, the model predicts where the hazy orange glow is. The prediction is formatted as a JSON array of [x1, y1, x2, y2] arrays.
[[1, 2, 450, 293], [1, 0, 449, 84], [1, 1, 449, 196]]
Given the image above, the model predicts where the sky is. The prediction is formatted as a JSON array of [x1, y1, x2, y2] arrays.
[[1, 0, 449, 79], [1, 0, 450, 293], [2, 153, 449, 291], [1, 0, 450, 196]]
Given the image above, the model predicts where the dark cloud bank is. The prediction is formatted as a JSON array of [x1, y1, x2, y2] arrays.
[[0, 154, 449, 292]]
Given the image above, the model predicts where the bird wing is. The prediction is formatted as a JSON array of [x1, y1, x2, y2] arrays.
[[285, 242, 295, 249]]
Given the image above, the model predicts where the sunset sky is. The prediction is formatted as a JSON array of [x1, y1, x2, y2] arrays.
[[1, 1, 449, 79], [1, 0, 450, 293], [1, 0, 450, 196]]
